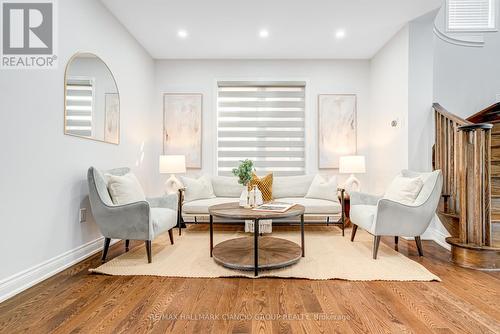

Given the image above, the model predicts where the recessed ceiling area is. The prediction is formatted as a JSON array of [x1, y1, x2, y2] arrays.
[[101, 0, 442, 59]]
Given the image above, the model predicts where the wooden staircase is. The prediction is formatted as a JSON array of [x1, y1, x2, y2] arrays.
[[489, 126, 500, 245], [434, 103, 500, 270], [469, 103, 500, 248]]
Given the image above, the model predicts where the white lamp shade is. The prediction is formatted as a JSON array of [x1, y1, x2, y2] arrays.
[[339, 155, 366, 174], [159, 155, 186, 174]]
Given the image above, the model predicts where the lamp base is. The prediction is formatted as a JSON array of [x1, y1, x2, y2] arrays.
[[165, 174, 183, 194], [344, 174, 360, 194]]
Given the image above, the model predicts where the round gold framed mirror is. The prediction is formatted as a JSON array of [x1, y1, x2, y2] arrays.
[[64, 53, 120, 144]]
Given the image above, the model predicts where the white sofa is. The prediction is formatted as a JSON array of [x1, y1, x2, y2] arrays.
[[180, 174, 345, 231]]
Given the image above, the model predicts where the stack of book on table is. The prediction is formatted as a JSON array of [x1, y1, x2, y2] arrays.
[[252, 202, 295, 213]]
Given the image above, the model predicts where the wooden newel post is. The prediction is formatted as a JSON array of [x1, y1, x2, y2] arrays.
[[457, 123, 493, 247]]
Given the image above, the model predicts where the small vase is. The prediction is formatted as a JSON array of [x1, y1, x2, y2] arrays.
[[248, 187, 255, 208], [239, 187, 250, 208], [255, 187, 263, 206]]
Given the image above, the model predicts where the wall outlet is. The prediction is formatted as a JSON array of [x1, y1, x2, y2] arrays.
[[79, 208, 87, 223]]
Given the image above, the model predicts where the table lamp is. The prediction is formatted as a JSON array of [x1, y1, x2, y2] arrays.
[[339, 155, 366, 193], [159, 155, 186, 194]]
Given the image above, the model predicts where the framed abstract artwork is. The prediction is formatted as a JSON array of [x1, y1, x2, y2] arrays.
[[104, 93, 120, 144], [318, 94, 357, 168], [163, 93, 202, 168]]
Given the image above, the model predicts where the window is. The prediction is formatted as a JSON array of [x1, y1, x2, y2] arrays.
[[217, 81, 306, 177], [447, 0, 497, 32], [65, 78, 94, 137]]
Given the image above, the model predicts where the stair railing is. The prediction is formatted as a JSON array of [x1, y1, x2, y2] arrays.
[[457, 123, 493, 247], [433, 103, 472, 214]]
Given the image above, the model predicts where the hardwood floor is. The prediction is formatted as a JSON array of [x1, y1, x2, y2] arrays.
[[0, 225, 499, 334]]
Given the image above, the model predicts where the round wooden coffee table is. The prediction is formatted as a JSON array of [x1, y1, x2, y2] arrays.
[[208, 202, 305, 276]]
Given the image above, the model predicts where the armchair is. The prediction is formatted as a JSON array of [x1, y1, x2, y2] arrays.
[[349, 170, 443, 259], [87, 167, 178, 263]]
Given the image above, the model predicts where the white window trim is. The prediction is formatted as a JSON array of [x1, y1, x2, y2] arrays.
[[445, 0, 498, 33]]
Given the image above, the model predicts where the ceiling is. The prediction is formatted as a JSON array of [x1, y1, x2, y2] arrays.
[[101, 0, 442, 59]]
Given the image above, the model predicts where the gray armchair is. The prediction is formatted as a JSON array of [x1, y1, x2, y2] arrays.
[[87, 167, 178, 263], [349, 170, 443, 259]]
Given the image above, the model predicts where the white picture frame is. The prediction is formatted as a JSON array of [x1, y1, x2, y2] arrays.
[[318, 94, 357, 169], [163, 93, 203, 168], [104, 93, 120, 144]]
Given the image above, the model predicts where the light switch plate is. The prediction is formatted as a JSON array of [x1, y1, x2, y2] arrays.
[[79, 208, 87, 223]]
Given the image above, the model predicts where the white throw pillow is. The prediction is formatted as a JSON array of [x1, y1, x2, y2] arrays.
[[384, 175, 424, 205], [211, 176, 244, 197], [273, 175, 315, 198], [106, 173, 146, 205], [305, 175, 338, 202], [181, 175, 216, 202]]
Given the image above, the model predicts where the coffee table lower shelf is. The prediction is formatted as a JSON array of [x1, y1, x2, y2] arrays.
[[212, 236, 302, 272]]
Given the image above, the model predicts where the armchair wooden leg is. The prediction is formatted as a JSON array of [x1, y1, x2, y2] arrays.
[[415, 236, 424, 256], [350, 224, 358, 242], [373, 236, 381, 259], [168, 229, 174, 245], [101, 238, 111, 263], [125, 239, 130, 252], [145, 240, 152, 263]]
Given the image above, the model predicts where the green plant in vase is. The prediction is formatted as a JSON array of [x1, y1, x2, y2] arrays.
[[232, 159, 254, 187], [232, 159, 254, 207]]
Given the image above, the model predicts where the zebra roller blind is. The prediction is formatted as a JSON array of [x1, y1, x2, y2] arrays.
[[217, 81, 306, 177], [65, 78, 94, 137]]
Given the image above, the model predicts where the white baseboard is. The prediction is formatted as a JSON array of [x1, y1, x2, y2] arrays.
[[0, 237, 118, 303]]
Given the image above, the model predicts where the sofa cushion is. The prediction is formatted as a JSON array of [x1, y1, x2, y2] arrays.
[[273, 175, 314, 198], [211, 176, 244, 197], [276, 197, 341, 214], [182, 197, 237, 214], [180, 175, 216, 202], [151, 208, 177, 236], [305, 175, 338, 202]]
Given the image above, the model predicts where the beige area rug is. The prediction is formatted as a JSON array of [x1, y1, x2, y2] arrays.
[[90, 228, 440, 281]]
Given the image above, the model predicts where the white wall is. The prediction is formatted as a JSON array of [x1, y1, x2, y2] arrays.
[[434, 20, 500, 118], [368, 26, 410, 193], [408, 13, 436, 172], [0, 0, 155, 296], [151, 59, 371, 195]]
